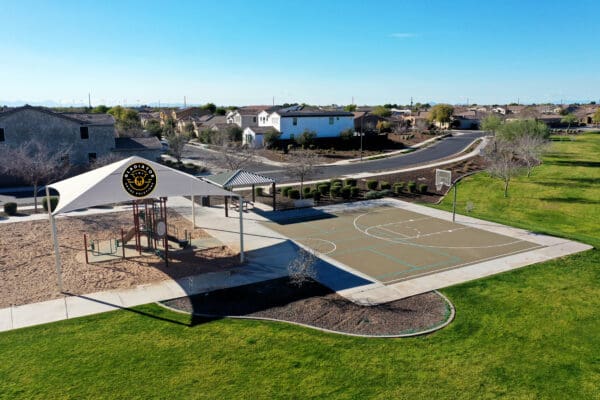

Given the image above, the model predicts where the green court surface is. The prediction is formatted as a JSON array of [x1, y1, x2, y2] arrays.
[[264, 206, 543, 284]]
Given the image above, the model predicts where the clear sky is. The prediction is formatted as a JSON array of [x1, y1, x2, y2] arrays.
[[1, 0, 599, 107]]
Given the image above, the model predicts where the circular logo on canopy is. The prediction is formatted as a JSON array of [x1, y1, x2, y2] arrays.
[[122, 163, 157, 198]]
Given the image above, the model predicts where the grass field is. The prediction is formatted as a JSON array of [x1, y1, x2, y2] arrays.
[[0, 133, 598, 399]]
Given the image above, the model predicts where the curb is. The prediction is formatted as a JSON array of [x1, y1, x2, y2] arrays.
[[156, 289, 456, 339]]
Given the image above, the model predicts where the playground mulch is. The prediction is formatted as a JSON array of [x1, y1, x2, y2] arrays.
[[0, 210, 238, 308], [162, 277, 450, 336]]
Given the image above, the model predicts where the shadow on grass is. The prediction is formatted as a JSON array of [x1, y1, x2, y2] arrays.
[[540, 197, 600, 205], [62, 292, 202, 327], [545, 160, 600, 168]]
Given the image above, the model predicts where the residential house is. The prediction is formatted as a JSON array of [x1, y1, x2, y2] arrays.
[[243, 106, 354, 148], [227, 105, 279, 129], [353, 112, 386, 133], [113, 137, 162, 160], [0, 105, 115, 165]]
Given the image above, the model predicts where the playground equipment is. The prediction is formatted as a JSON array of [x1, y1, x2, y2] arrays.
[[83, 197, 192, 267]]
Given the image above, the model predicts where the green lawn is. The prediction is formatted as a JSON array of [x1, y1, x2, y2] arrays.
[[1, 133, 599, 399]]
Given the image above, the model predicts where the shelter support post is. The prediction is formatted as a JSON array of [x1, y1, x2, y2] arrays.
[[46, 186, 63, 292], [238, 195, 244, 263], [452, 184, 457, 222], [163, 197, 168, 267], [224, 196, 229, 217], [121, 228, 126, 259], [252, 184, 255, 202], [191, 195, 196, 229], [83, 233, 89, 264], [272, 182, 276, 211]]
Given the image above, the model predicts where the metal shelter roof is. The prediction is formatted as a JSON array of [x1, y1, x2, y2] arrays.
[[203, 169, 275, 189]]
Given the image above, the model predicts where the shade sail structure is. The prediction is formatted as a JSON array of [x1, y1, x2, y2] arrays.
[[48, 156, 236, 215]]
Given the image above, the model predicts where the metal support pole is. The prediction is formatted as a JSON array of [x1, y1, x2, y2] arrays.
[[121, 228, 126, 259], [452, 183, 458, 223], [83, 233, 89, 264], [163, 197, 169, 267], [272, 182, 276, 210], [46, 186, 63, 292], [224, 196, 229, 217], [252, 184, 255, 203], [191, 195, 196, 229], [238, 195, 244, 263]]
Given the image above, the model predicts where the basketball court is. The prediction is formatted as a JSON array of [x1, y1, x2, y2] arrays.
[[262, 205, 544, 285]]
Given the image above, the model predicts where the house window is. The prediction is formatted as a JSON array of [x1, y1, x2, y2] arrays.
[[253, 117, 257, 123], [329, 117, 334, 125], [88, 153, 97, 163], [293, 117, 298, 126], [80, 126, 89, 139], [0, 128, 4, 142]]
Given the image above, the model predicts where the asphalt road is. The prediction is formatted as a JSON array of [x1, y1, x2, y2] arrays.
[[0, 131, 485, 205], [183, 131, 486, 183]]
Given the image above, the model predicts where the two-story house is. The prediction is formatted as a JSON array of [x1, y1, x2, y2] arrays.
[[243, 106, 354, 148], [0, 105, 116, 166]]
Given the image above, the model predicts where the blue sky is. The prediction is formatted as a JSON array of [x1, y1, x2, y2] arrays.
[[1, 0, 599, 106]]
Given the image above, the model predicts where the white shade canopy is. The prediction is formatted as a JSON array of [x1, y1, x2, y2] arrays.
[[48, 156, 235, 215]]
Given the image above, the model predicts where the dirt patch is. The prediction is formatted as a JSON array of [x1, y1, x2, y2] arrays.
[[0, 210, 238, 308], [162, 278, 451, 336]]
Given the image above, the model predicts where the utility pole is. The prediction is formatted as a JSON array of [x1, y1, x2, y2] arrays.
[[88, 93, 91, 108], [272, 96, 275, 106], [352, 96, 354, 105], [360, 115, 364, 161], [184, 96, 187, 108]]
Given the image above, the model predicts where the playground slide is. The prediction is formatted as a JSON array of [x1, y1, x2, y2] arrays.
[[123, 227, 137, 243], [167, 234, 189, 248]]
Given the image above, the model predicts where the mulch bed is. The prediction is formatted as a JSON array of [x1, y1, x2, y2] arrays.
[[161, 278, 451, 336]]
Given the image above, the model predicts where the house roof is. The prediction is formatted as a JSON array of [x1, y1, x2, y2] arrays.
[[246, 126, 277, 134], [203, 169, 275, 188], [173, 107, 211, 120], [114, 137, 162, 151], [275, 110, 354, 118], [62, 113, 115, 125], [0, 105, 115, 126]]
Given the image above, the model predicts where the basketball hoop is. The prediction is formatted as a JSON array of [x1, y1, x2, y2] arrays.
[[435, 169, 452, 192]]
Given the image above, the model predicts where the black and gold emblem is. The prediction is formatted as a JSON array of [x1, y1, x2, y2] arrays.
[[122, 163, 157, 197]]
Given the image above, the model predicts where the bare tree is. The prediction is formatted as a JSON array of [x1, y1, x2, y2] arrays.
[[218, 142, 255, 170], [288, 247, 317, 286], [482, 138, 523, 198], [166, 132, 189, 163], [515, 134, 550, 177], [0, 140, 71, 211], [91, 153, 127, 169], [287, 150, 320, 198]]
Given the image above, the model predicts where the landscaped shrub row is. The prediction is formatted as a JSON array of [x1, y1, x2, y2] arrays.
[[42, 196, 59, 212], [3, 202, 17, 216]]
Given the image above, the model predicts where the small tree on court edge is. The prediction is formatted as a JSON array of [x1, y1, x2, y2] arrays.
[[288, 247, 317, 286], [0, 139, 71, 212], [287, 150, 320, 199]]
